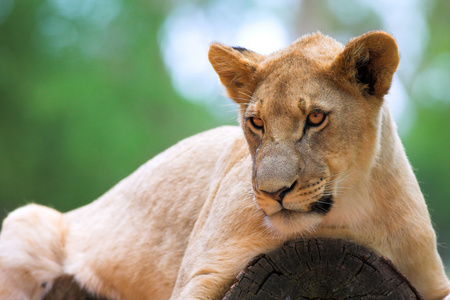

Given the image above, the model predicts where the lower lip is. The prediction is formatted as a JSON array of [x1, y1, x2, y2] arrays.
[[310, 196, 334, 214]]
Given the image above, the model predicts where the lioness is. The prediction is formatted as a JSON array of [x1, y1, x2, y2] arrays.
[[0, 31, 449, 300]]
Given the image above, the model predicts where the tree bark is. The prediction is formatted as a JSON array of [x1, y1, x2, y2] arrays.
[[45, 238, 423, 300], [43, 275, 107, 300], [223, 238, 423, 300]]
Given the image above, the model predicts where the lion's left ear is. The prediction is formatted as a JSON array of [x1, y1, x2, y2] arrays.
[[332, 31, 399, 98]]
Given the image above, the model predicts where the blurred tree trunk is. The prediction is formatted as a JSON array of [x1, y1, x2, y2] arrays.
[[45, 238, 423, 300], [43, 275, 107, 300]]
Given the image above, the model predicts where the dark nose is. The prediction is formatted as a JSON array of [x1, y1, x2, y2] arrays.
[[261, 182, 296, 203]]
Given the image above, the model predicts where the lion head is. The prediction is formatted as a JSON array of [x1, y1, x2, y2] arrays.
[[209, 31, 399, 235]]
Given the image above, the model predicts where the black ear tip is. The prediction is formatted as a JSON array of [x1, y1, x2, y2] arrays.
[[232, 46, 248, 53]]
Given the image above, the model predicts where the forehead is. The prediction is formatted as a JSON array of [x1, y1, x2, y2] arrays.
[[251, 34, 344, 114], [254, 33, 343, 109], [252, 66, 337, 116]]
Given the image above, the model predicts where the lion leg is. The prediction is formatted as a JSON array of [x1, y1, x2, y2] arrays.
[[170, 167, 283, 299], [0, 204, 67, 300], [172, 233, 281, 300]]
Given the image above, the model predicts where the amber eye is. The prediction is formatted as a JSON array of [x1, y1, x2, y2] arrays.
[[307, 111, 326, 126], [250, 117, 264, 130]]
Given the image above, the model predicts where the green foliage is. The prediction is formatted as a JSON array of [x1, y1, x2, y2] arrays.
[[405, 0, 450, 260], [0, 0, 223, 217], [404, 96, 450, 256]]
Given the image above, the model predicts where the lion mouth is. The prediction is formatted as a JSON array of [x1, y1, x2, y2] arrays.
[[257, 184, 335, 217], [310, 195, 334, 215], [275, 195, 334, 218]]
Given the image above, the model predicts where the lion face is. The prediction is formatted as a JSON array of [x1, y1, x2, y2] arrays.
[[209, 32, 399, 235]]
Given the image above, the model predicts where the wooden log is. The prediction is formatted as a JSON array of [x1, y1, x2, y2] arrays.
[[223, 238, 423, 300], [44, 238, 423, 300], [43, 275, 107, 300]]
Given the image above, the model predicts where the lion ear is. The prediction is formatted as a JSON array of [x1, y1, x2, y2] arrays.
[[332, 31, 400, 98], [208, 43, 262, 105]]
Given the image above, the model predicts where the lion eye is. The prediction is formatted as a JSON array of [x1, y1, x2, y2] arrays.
[[307, 112, 326, 126], [250, 117, 264, 130]]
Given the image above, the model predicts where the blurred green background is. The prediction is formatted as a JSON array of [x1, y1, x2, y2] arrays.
[[1, 0, 449, 272]]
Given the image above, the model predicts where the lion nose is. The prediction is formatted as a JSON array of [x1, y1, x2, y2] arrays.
[[261, 182, 296, 203]]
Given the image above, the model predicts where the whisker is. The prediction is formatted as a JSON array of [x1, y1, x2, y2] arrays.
[[236, 90, 253, 98], [235, 89, 264, 104], [232, 98, 253, 104], [321, 171, 346, 180]]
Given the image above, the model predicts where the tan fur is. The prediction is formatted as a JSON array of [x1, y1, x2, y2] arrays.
[[1, 32, 449, 300], [0, 204, 67, 300]]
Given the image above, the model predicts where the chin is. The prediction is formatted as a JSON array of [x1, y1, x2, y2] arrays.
[[263, 210, 324, 239]]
